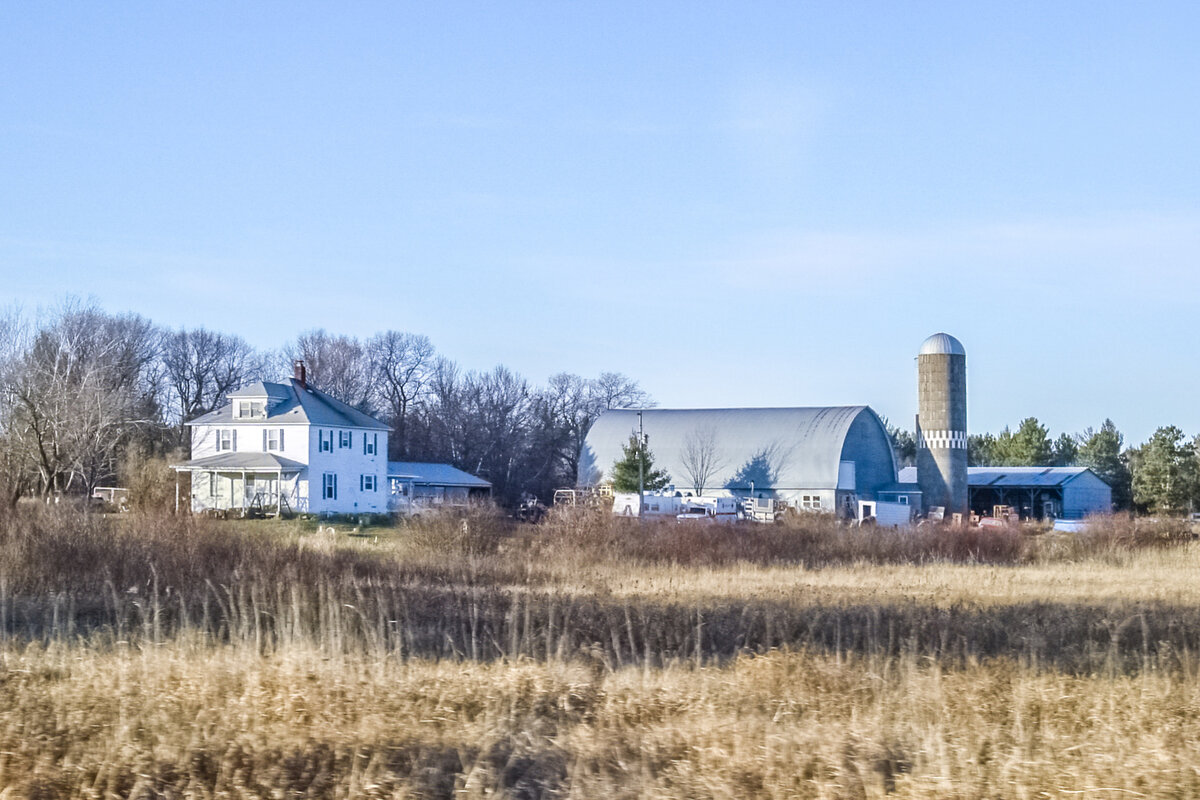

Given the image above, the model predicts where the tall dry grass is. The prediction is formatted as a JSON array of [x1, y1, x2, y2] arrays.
[[4, 644, 1200, 798], [0, 506, 1198, 797], [0, 506, 1195, 671]]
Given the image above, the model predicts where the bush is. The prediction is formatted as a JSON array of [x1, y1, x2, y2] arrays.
[[120, 445, 183, 512]]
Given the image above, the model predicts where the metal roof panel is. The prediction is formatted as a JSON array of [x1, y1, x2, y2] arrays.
[[386, 461, 492, 488], [171, 452, 306, 471]]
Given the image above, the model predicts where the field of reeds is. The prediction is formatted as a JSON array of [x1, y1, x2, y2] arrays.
[[1, 505, 1199, 798]]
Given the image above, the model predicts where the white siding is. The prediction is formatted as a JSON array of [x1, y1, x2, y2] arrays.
[[306, 427, 389, 515], [188, 419, 388, 516], [191, 422, 310, 464]]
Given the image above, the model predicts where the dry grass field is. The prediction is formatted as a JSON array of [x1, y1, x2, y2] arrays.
[[1, 505, 1199, 798]]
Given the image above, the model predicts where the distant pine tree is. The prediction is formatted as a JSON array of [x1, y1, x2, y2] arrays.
[[611, 434, 670, 493]]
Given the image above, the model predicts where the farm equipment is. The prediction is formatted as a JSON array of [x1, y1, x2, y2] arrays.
[[553, 486, 614, 509]]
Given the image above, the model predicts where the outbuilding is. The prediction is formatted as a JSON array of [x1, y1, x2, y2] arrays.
[[386, 461, 492, 511], [898, 466, 1112, 520]]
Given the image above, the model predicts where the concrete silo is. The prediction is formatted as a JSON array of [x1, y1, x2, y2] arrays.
[[916, 333, 968, 517]]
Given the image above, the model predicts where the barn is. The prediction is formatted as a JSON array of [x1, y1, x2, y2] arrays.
[[579, 406, 897, 519]]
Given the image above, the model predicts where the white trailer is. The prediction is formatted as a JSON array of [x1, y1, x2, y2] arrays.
[[677, 496, 740, 523], [612, 491, 686, 518]]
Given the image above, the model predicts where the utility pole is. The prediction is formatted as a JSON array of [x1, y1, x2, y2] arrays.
[[637, 409, 645, 521]]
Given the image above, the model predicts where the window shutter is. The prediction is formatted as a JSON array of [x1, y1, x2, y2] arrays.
[[263, 429, 267, 451], [333, 474, 337, 500], [232, 430, 237, 451], [360, 475, 364, 491], [280, 429, 285, 450]]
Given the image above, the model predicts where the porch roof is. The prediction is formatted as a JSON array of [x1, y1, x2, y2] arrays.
[[171, 453, 306, 472]]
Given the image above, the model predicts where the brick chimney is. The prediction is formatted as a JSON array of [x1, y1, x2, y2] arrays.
[[293, 359, 307, 388]]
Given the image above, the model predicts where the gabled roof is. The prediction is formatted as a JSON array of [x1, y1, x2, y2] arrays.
[[967, 466, 1105, 488], [899, 465, 1108, 488], [386, 461, 492, 488], [171, 452, 306, 472], [188, 379, 389, 430]]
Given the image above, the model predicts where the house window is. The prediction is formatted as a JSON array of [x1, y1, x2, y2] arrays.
[[319, 430, 332, 452], [361, 474, 376, 492], [217, 429, 236, 451], [801, 495, 822, 510], [238, 400, 264, 419], [323, 473, 337, 500], [898, 496, 909, 506], [265, 429, 283, 451], [339, 430, 352, 449], [364, 433, 377, 455], [209, 473, 217, 496]]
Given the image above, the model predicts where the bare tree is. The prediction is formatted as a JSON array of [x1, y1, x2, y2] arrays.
[[367, 331, 435, 459], [0, 310, 33, 507], [592, 371, 653, 411], [286, 329, 374, 411], [680, 426, 725, 495], [161, 328, 260, 439], [7, 303, 160, 497]]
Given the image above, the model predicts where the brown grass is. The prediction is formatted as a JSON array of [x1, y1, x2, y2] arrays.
[[1, 506, 1199, 797]]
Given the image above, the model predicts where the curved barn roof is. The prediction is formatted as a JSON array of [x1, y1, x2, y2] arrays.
[[580, 406, 893, 491]]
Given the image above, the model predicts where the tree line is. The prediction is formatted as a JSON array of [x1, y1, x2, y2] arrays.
[[888, 417, 1200, 515], [0, 301, 651, 507]]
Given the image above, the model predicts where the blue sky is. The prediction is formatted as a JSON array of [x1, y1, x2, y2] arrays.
[[3, 2, 1198, 445]]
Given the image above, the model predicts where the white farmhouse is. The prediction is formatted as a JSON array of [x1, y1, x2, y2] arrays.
[[172, 362, 389, 516]]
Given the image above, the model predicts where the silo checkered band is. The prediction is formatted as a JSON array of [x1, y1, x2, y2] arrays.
[[918, 430, 967, 450]]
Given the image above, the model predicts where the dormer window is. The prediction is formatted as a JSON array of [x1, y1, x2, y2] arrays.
[[237, 400, 265, 419]]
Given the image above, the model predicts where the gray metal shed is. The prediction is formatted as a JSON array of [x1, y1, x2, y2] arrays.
[[898, 466, 1113, 519]]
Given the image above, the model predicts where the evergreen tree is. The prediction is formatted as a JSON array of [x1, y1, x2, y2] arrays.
[[882, 417, 916, 467], [1132, 426, 1197, 514], [1051, 432, 1079, 466], [610, 434, 670, 493], [968, 432, 998, 466], [994, 417, 1052, 466], [1077, 419, 1132, 510]]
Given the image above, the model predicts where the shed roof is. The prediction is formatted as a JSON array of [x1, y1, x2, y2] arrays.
[[581, 406, 889, 491], [189, 378, 389, 430], [171, 452, 306, 472], [898, 465, 1108, 488], [386, 461, 492, 488]]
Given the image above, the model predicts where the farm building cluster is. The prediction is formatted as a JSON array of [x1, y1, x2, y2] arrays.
[[579, 333, 1113, 524], [171, 334, 1112, 524]]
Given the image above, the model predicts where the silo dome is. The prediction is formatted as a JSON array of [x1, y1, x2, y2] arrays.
[[919, 332, 966, 356]]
